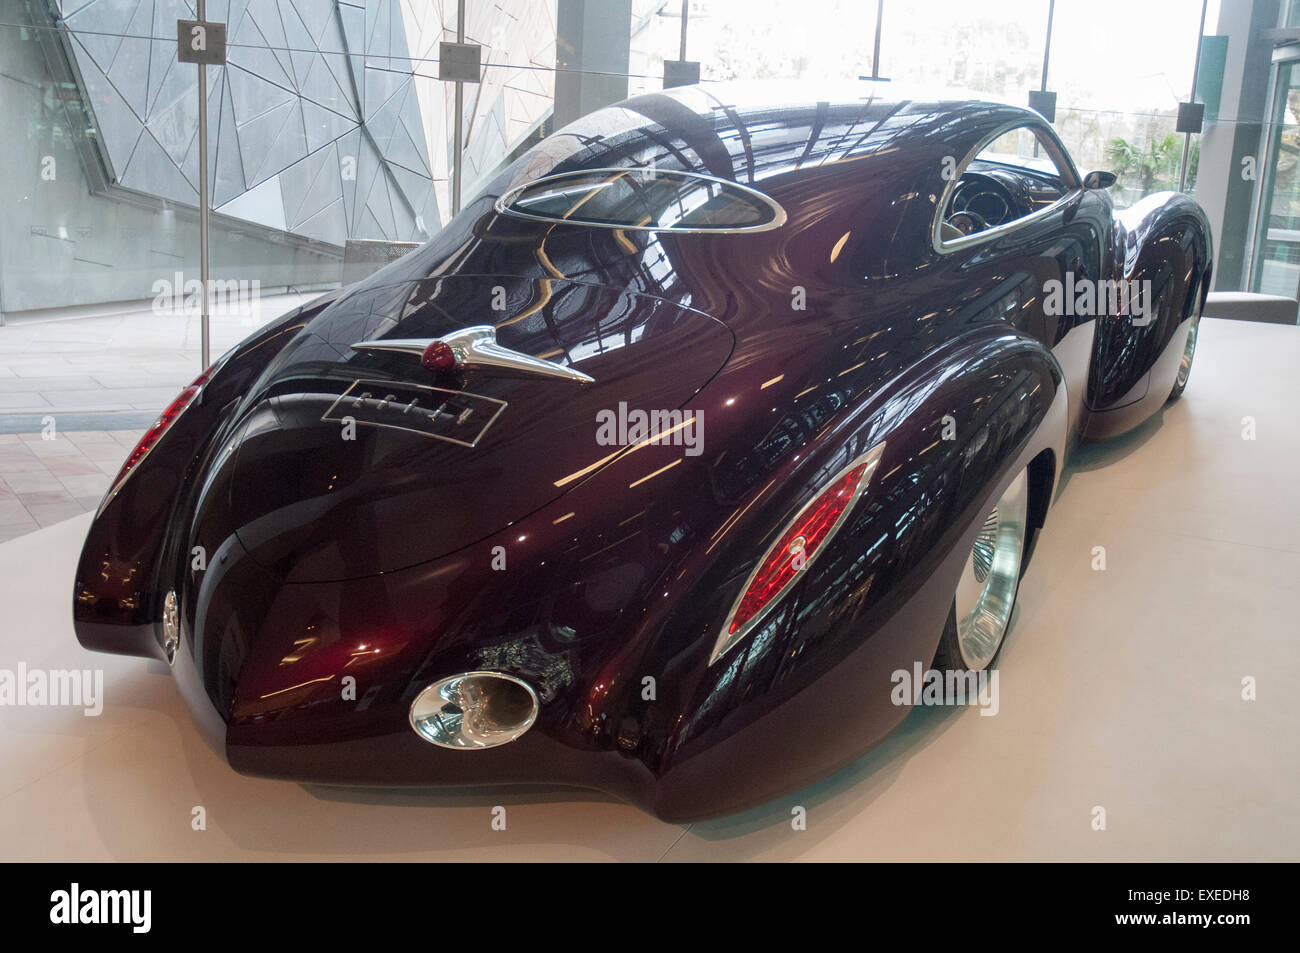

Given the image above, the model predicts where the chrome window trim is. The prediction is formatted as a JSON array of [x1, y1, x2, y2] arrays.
[[495, 166, 788, 234], [932, 119, 1083, 256]]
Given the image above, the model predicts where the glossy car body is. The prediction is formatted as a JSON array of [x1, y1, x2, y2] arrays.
[[73, 87, 1212, 821]]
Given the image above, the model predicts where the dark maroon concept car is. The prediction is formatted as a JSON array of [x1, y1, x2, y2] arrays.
[[73, 87, 1211, 821]]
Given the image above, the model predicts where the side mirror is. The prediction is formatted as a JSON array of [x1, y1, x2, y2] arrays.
[[1084, 170, 1117, 190]]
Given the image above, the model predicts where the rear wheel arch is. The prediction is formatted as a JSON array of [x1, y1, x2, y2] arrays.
[[694, 328, 1068, 677], [1022, 446, 1056, 569]]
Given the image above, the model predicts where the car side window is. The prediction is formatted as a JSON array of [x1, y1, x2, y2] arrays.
[[938, 125, 1076, 247]]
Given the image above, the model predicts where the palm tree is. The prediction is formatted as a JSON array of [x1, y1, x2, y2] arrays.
[[1105, 134, 1182, 196]]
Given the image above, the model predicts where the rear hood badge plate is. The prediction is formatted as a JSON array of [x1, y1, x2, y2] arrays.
[[321, 379, 507, 447]]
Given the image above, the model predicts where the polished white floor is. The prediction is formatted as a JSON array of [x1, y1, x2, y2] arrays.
[[0, 292, 317, 417], [0, 317, 1296, 861]]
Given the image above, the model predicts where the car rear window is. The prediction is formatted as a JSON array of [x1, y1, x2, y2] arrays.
[[497, 168, 785, 232]]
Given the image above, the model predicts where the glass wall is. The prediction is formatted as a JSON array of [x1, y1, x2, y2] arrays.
[[627, 0, 1213, 209], [874, 0, 1050, 101], [1050, 0, 1208, 203], [1250, 57, 1300, 295], [0, 0, 556, 539], [0, 0, 1230, 327], [0, 0, 1269, 540], [630, 0, 881, 95], [0, 0, 557, 322]]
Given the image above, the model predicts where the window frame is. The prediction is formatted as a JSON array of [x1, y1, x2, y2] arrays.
[[931, 119, 1083, 256], [494, 167, 789, 234]]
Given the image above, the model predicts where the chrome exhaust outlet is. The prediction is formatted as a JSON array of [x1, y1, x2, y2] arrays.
[[409, 671, 539, 750]]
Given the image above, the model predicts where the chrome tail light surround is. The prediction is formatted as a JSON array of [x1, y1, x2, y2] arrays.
[[710, 442, 887, 664]]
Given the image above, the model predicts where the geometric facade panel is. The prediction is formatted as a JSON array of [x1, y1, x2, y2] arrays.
[[56, 0, 453, 246], [399, 0, 557, 219]]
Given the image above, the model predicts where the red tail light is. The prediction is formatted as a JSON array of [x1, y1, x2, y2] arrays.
[[712, 442, 886, 664], [420, 340, 457, 372], [98, 366, 216, 515]]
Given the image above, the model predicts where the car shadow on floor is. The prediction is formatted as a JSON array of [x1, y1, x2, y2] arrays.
[[1054, 406, 1167, 500], [150, 647, 967, 856], [70, 663, 652, 859], [679, 604, 1027, 853], [683, 701, 963, 846]]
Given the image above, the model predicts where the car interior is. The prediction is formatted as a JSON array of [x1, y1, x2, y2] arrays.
[[940, 126, 1074, 244]]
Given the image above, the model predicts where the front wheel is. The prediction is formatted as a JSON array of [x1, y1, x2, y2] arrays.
[[933, 468, 1029, 674]]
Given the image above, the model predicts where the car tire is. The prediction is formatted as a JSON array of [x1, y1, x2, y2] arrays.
[[1167, 310, 1201, 402], [932, 468, 1029, 680]]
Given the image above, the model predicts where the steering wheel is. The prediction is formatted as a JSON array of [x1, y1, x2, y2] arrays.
[[948, 172, 1020, 229], [943, 209, 989, 239]]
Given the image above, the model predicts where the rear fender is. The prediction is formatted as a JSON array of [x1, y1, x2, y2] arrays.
[[642, 326, 1068, 818], [1084, 192, 1212, 437], [71, 291, 341, 659]]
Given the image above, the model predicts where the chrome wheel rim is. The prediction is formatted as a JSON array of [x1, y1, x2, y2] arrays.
[[1176, 314, 1199, 390], [162, 589, 179, 665], [953, 471, 1028, 670]]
